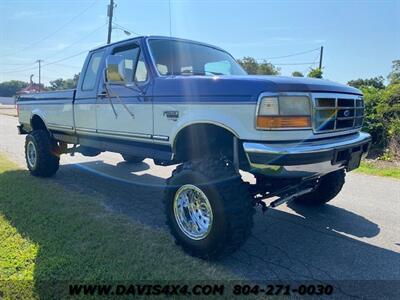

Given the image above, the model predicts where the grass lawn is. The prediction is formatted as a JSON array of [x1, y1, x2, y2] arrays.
[[356, 161, 400, 180], [0, 154, 236, 299]]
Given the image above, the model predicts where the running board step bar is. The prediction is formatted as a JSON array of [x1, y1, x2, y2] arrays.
[[252, 177, 319, 212], [268, 187, 314, 208]]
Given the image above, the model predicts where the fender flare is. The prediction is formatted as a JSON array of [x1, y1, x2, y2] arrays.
[[30, 109, 48, 131], [171, 120, 239, 152]]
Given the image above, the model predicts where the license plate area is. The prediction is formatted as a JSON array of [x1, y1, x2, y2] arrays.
[[332, 145, 363, 171], [347, 149, 362, 171]]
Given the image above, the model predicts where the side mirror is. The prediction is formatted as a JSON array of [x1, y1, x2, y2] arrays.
[[105, 55, 126, 84]]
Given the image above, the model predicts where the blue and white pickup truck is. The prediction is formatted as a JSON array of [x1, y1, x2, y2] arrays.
[[17, 36, 371, 259]]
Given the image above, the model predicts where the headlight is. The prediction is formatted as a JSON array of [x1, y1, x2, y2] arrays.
[[258, 97, 279, 115], [256, 95, 311, 129]]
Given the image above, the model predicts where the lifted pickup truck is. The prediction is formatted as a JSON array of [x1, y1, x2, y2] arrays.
[[17, 36, 371, 259]]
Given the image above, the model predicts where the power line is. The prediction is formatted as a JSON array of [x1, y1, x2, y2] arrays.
[[43, 23, 107, 61], [1, 48, 93, 74], [41, 49, 94, 68], [273, 61, 318, 66], [1, 65, 38, 74], [49, 63, 82, 69], [0, 0, 99, 59], [0, 62, 35, 66], [0, 24, 106, 73], [112, 22, 143, 36], [1, 23, 106, 73], [256, 47, 320, 61]]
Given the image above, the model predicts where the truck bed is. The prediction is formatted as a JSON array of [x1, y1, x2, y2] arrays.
[[18, 90, 75, 133], [18, 89, 75, 102]]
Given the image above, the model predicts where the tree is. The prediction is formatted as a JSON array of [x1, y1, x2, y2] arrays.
[[361, 86, 387, 148], [237, 57, 280, 75], [388, 60, 400, 84], [237, 57, 259, 74], [292, 71, 304, 77], [307, 67, 323, 78], [0, 80, 28, 97], [48, 73, 80, 91], [73, 73, 80, 86], [348, 77, 385, 89], [257, 61, 280, 75], [360, 60, 400, 158]]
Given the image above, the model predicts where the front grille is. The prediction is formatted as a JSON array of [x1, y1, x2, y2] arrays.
[[313, 95, 364, 133]]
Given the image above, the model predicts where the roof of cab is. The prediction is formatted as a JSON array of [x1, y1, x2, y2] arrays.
[[89, 35, 226, 53]]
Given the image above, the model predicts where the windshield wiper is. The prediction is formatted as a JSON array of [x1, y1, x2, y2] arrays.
[[206, 71, 224, 75], [168, 70, 224, 76]]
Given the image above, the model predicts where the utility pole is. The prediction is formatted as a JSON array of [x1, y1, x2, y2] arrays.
[[319, 46, 324, 70], [107, 0, 114, 44], [36, 59, 43, 92]]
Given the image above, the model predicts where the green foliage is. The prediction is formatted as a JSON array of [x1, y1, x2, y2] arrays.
[[292, 71, 304, 77], [362, 86, 387, 148], [0, 80, 28, 97], [237, 57, 258, 74], [237, 56, 280, 75], [48, 73, 79, 91], [388, 60, 400, 84], [356, 161, 400, 179], [348, 76, 385, 89], [346, 62, 399, 159], [361, 81, 400, 157], [307, 67, 323, 78]]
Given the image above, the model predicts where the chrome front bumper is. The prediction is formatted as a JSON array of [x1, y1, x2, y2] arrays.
[[243, 132, 371, 178]]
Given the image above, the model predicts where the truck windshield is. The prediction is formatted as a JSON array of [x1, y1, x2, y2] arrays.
[[148, 39, 247, 76]]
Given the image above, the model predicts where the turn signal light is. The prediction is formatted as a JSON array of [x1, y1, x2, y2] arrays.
[[256, 116, 311, 129]]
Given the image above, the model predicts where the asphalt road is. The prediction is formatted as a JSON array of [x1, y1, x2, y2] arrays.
[[1, 114, 399, 298]]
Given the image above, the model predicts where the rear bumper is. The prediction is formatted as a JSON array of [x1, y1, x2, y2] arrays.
[[243, 132, 371, 178]]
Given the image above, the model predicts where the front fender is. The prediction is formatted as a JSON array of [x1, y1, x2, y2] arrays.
[[153, 102, 260, 145], [170, 108, 246, 145]]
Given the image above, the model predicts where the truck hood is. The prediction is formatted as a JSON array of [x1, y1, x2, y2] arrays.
[[243, 75, 361, 95], [153, 75, 362, 101]]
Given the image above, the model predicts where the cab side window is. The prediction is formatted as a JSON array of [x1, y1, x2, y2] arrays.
[[113, 45, 140, 82], [82, 51, 104, 91], [113, 44, 148, 83], [135, 52, 148, 83]]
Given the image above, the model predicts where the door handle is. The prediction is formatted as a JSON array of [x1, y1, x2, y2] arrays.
[[97, 91, 108, 98]]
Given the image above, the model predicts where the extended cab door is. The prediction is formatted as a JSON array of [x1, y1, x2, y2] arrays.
[[95, 41, 153, 142], [74, 49, 105, 134]]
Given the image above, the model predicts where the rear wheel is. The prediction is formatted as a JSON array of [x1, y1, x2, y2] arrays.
[[163, 158, 254, 259], [25, 130, 60, 177], [121, 154, 144, 164], [294, 169, 346, 205]]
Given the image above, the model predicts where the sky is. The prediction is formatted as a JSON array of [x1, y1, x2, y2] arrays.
[[0, 0, 399, 85]]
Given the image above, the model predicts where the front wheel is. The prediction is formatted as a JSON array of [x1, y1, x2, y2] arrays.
[[294, 169, 346, 205], [163, 158, 254, 259], [25, 130, 60, 177]]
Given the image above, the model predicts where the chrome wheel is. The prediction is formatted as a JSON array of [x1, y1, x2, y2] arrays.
[[173, 184, 213, 240], [27, 141, 37, 168]]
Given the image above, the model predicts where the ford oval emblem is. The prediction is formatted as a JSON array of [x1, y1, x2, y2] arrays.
[[344, 110, 351, 117]]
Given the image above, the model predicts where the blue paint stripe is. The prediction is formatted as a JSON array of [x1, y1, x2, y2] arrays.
[[18, 99, 256, 105], [18, 101, 72, 105]]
